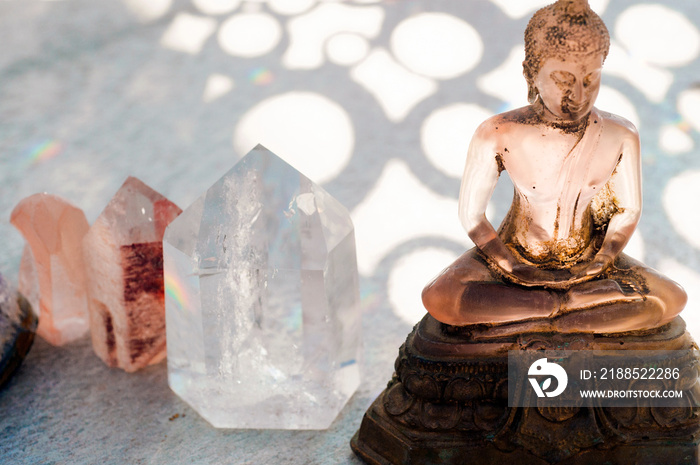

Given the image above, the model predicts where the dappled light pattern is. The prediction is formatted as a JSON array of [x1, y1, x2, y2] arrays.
[[160, 13, 217, 54], [123, 0, 172, 22], [478, 46, 529, 111], [218, 13, 281, 57], [326, 33, 370, 67], [596, 85, 639, 128], [267, 0, 315, 16], [678, 88, 700, 133], [390, 13, 483, 80], [624, 231, 646, 263], [2, 0, 700, 461], [659, 125, 694, 155], [490, 0, 552, 19], [664, 171, 700, 251], [491, 0, 609, 19], [202, 74, 235, 103], [615, 5, 700, 68], [660, 258, 700, 336], [604, 42, 673, 103], [283, 3, 384, 69], [351, 159, 469, 275], [2, 0, 700, 363], [156, 0, 700, 332], [421, 104, 493, 178], [350, 48, 437, 122], [233, 92, 354, 184], [192, 0, 241, 16], [388, 248, 457, 325]]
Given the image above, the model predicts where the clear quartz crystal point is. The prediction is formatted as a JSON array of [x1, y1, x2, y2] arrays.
[[163, 145, 361, 429], [83, 177, 182, 372]]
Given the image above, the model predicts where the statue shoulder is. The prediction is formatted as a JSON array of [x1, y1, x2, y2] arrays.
[[595, 108, 639, 141], [472, 107, 533, 143]]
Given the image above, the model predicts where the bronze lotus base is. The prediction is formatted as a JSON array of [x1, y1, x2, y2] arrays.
[[351, 315, 700, 464]]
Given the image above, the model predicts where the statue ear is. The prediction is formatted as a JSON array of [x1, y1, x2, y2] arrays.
[[523, 61, 538, 104], [527, 85, 539, 105]]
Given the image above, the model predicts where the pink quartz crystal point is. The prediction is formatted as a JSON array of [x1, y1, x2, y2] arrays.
[[83, 177, 181, 372], [10, 193, 91, 346]]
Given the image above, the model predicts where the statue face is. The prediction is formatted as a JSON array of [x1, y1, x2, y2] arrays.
[[534, 53, 604, 123]]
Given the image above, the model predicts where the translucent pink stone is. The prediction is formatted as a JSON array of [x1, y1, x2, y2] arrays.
[[83, 177, 181, 372], [10, 194, 90, 346]]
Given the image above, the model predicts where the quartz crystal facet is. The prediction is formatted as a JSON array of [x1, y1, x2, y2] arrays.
[[10, 194, 90, 346], [163, 145, 361, 429], [83, 177, 182, 372]]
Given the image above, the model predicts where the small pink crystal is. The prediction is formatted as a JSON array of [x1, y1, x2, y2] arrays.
[[83, 177, 181, 372], [10, 194, 91, 346]]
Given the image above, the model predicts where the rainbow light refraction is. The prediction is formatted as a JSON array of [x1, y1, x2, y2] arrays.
[[165, 273, 189, 311], [675, 118, 692, 133], [25, 140, 62, 166], [249, 67, 274, 85], [361, 286, 381, 312], [284, 304, 303, 332]]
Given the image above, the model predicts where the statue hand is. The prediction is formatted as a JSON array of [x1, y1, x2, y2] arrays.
[[507, 263, 572, 288], [584, 259, 607, 276], [569, 254, 613, 280]]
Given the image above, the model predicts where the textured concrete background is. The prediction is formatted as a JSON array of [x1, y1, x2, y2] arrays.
[[1, 0, 700, 463]]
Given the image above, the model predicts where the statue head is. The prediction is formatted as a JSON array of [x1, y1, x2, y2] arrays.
[[523, 0, 610, 109]]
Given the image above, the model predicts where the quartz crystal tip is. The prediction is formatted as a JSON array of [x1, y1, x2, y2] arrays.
[[83, 176, 182, 372], [163, 145, 362, 429], [10, 193, 90, 346]]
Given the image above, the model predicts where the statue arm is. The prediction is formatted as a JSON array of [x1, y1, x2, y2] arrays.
[[458, 123, 519, 275], [459, 121, 568, 287], [459, 123, 508, 270], [583, 128, 642, 277]]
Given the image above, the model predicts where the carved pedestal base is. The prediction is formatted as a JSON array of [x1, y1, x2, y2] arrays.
[[351, 315, 700, 464]]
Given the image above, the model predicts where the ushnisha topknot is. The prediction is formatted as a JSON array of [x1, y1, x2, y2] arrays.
[[523, 0, 610, 103]]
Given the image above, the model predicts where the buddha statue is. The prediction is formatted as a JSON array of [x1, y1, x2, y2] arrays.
[[421, 0, 687, 334], [352, 3, 699, 463], [352, 3, 700, 462]]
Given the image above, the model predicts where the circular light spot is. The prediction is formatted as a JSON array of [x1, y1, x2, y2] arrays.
[[659, 124, 694, 155], [596, 85, 640, 128], [234, 92, 354, 184], [388, 248, 458, 325], [616, 5, 700, 67], [124, 0, 172, 22], [476, 46, 528, 110], [192, 0, 241, 15], [663, 170, 700, 250], [623, 231, 645, 262], [268, 0, 315, 15], [588, 0, 610, 14], [658, 259, 700, 336], [218, 13, 281, 57], [421, 104, 493, 178], [678, 88, 700, 133], [390, 13, 483, 80], [326, 33, 370, 66]]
